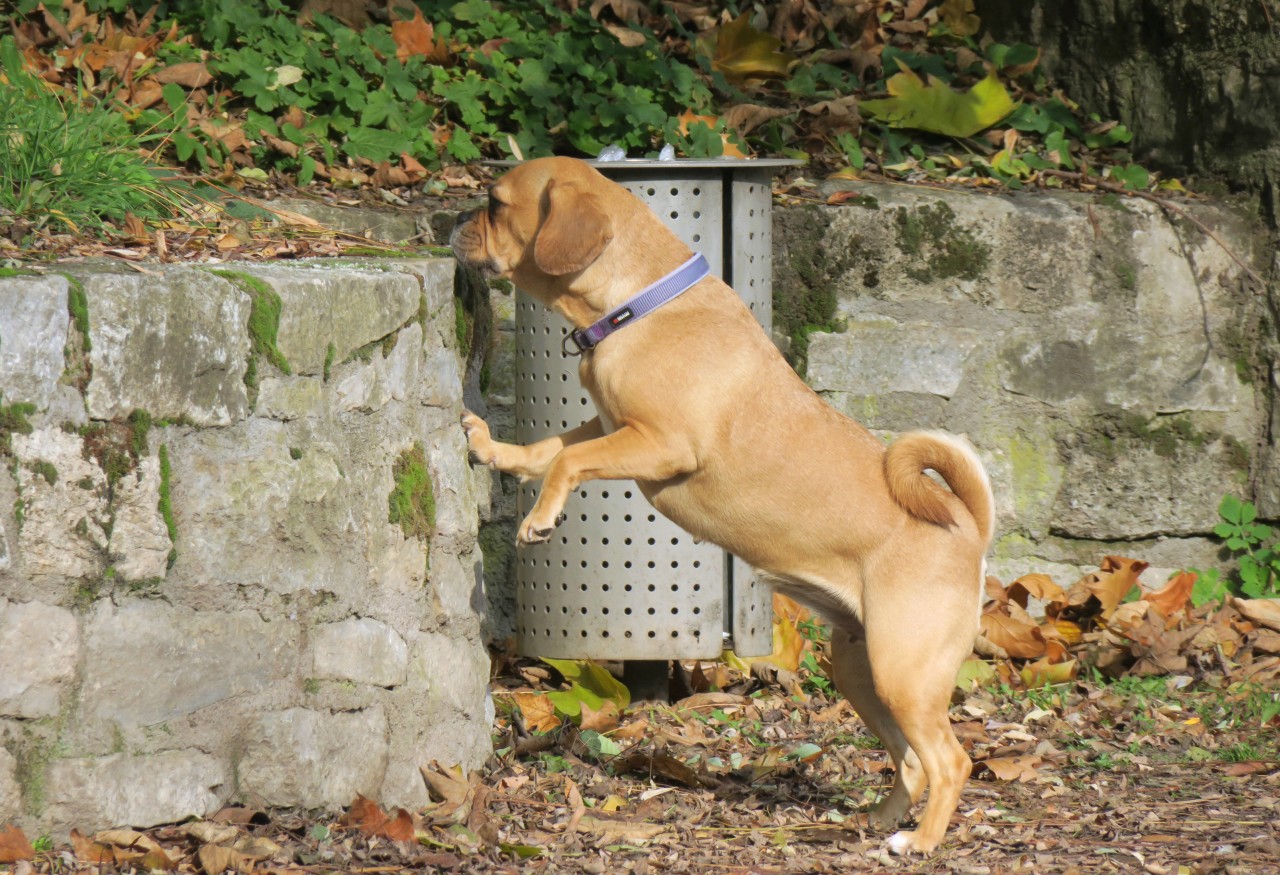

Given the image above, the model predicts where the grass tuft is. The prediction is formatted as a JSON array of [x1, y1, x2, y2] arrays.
[[0, 36, 188, 239]]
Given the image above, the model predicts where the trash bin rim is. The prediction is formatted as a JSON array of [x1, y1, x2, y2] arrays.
[[487, 158, 800, 171]]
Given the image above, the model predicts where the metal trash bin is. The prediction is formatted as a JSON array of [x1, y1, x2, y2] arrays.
[[511, 159, 796, 661]]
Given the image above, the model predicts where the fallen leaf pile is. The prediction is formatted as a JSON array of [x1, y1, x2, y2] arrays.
[[976, 557, 1280, 689]]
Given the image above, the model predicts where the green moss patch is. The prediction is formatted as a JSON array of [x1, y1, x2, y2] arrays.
[[79, 408, 154, 491], [0, 395, 36, 455], [208, 269, 292, 380], [59, 275, 93, 393], [772, 206, 850, 375], [388, 443, 435, 543], [895, 201, 991, 284], [158, 443, 177, 568]]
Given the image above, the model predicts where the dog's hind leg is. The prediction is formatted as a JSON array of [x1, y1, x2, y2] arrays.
[[863, 566, 981, 855], [829, 630, 926, 830]]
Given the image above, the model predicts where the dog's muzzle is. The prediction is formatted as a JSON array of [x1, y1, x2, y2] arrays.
[[449, 210, 499, 277]]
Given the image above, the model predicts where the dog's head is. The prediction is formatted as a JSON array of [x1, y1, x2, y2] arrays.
[[450, 157, 617, 291]]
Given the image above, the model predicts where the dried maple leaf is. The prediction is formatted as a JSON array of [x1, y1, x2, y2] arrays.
[[513, 690, 563, 733], [342, 794, 416, 843], [1007, 573, 1067, 610], [69, 830, 116, 864], [1069, 556, 1149, 619], [981, 753, 1044, 782], [153, 61, 212, 88], [981, 603, 1047, 659], [1146, 571, 1195, 619], [392, 8, 450, 64], [0, 825, 34, 864]]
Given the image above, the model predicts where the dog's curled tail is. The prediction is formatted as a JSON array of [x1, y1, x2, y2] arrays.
[[884, 430, 995, 545]]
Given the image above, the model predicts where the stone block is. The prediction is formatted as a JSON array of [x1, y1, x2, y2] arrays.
[[388, 258, 455, 321], [238, 707, 388, 809], [256, 376, 325, 421], [12, 427, 110, 581], [0, 511, 9, 575], [0, 601, 78, 718], [81, 601, 297, 727], [0, 747, 19, 823], [44, 750, 227, 833], [807, 322, 981, 398], [234, 264, 421, 375], [1052, 427, 1247, 539], [411, 631, 491, 715], [0, 274, 70, 406], [311, 618, 408, 687], [107, 455, 172, 582], [333, 322, 423, 413], [69, 265, 251, 427], [170, 422, 362, 595], [999, 321, 1244, 415]]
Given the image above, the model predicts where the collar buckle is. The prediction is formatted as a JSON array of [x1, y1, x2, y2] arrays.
[[562, 329, 590, 357]]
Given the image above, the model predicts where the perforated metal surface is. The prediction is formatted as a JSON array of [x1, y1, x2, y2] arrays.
[[515, 163, 784, 660]]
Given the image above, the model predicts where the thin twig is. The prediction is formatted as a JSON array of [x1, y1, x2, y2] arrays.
[[1040, 169, 1266, 287]]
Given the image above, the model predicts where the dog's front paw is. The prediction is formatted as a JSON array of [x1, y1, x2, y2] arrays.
[[460, 410, 497, 467], [516, 510, 564, 546]]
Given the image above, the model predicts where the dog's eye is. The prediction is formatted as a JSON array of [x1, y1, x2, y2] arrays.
[[487, 197, 504, 218]]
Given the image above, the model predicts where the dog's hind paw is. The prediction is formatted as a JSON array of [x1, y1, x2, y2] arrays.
[[887, 830, 936, 855]]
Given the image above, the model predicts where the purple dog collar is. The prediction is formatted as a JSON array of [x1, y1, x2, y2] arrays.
[[562, 253, 709, 356]]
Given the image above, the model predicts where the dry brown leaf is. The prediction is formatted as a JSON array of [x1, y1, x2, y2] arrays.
[[982, 754, 1043, 782], [392, 7, 450, 64], [512, 690, 561, 732], [981, 604, 1046, 659], [1253, 629, 1280, 653], [341, 794, 415, 843], [612, 752, 706, 788], [677, 110, 749, 158], [604, 24, 647, 47], [1070, 556, 1149, 619], [675, 691, 748, 713], [721, 103, 790, 136], [1234, 597, 1280, 632], [589, 0, 649, 24], [154, 61, 213, 87], [1020, 656, 1077, 688], [1007, 573, 1067, 609], [421, 761, 471, 805], [987, 574, 1010, 600], [69, 830, 117, 864], [183, 822, 239, 845], [129, 76, 165, 109], [198, 843, 253, 874], [579, 699, 621, 732], [0, 825, 35, 864], [1147, 571, 1196, 618], [578, 815, 669, 844]]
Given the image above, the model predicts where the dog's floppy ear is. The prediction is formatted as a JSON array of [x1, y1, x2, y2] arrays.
[[533, 179, 613, 275]]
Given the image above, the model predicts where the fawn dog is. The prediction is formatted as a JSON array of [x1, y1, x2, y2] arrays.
[[451, 156, 994, 853]]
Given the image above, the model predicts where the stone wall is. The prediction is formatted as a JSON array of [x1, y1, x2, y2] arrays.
[[0, 258, 491, 837], [779, 181, 1274, 585], [471, 182, 1275, 637]]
